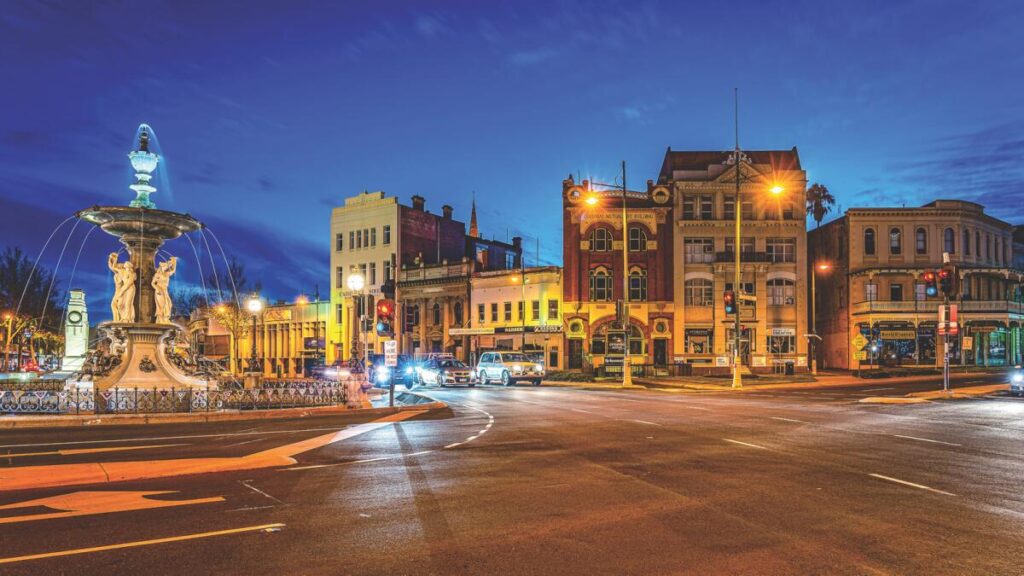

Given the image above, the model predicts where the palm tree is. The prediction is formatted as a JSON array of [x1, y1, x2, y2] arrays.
[[805, 183, 836, 228]]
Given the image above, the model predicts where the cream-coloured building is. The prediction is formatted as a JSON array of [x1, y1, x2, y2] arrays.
[[811, 200, 1023, 370], [328, 191, 399, 363], [462, 266, 563, 369], [664, 148, 810, 373]]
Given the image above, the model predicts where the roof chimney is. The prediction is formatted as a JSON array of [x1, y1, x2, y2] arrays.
[[411, 195, 425, 211], [442, 204, 453, 219]]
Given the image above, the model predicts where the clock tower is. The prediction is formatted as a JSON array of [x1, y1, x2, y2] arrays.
[[62, 289, 89, 371]]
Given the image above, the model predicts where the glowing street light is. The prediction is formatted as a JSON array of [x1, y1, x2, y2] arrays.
[[810, 261, 832, 375], [769, 184, 785, 195], [246, 294, 263, 373]]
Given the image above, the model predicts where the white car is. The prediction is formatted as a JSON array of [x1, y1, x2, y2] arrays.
[[476, 351, 544, 386], [417, 358, 475, 387], [1011, 367, 1023, 397]]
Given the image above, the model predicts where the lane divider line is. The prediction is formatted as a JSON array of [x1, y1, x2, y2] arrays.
[[723, 439, 768, 450], [0, 523, 286, 565], [868, 473, 956, 496], [892, 434, 962, 447], [3, 444, 185, 459], [770, 417, 807, 424]]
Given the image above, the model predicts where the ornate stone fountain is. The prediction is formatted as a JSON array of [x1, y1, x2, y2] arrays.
[[75, 125, 212, 390]]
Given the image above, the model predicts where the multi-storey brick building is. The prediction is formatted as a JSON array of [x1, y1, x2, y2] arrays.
[[810, 200, 1023, 370], [659, 148, 809, 373], [561, 175, 675, 371]]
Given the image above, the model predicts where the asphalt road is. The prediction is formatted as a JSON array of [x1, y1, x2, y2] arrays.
[[1, 377, 1022, 575]]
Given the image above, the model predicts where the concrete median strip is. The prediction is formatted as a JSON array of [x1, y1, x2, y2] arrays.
[[860, 383, 1008, 404], [0, 410, 425, 492]]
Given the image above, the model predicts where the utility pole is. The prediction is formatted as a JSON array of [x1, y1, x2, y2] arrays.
[[732, 88, 743, 389], [621, 160, 632, 387]]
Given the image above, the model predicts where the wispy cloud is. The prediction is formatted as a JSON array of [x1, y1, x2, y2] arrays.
[[507, 47, 558, 66]]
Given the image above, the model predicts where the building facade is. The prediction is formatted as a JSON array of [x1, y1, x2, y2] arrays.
[[664, 148, 809, 373], [810, 200, 1023, 370], [189, 299, 330, 378], [561, 176, 676, 372], [462, 266, 563, 369]]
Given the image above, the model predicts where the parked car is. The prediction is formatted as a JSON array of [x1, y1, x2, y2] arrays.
[[417, 358, 476, 387], [475, 351, 544, 386], [1011, 365, 1023, 396]]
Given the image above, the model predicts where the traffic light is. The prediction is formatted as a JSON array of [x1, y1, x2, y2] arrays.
[[923, 270, 938, 297], [724, 290, 737, 315], [375, 299, 395, 336], [938, 266, 956, 298]]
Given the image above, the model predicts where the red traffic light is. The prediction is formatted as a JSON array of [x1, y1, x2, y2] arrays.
[[723, 290, 737, 314], [376, 301, 391, 316]]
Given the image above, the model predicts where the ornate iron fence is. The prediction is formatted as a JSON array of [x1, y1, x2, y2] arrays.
[[1, 382, 347, 415]]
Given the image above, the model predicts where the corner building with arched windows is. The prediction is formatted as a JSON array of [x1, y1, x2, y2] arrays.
[[561, 174, 676, 373]]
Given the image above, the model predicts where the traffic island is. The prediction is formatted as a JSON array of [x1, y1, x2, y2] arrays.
[[860, 383, 1009, 404]]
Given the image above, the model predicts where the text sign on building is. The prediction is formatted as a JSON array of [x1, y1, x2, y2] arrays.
[[384, 340, 398, 367]]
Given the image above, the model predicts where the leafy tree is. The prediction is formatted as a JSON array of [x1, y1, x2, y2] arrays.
[[0, 246, 65, 367], [805, 183, 836, 228]]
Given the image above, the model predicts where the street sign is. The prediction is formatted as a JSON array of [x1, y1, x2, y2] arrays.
[[384, 340, 398, 367], [961, 336, 973, 349], [854, 351, 867, 361], [852, 334, 868, 350]]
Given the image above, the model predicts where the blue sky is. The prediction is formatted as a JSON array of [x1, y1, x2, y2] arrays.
[[2, 0, 1023, 319]]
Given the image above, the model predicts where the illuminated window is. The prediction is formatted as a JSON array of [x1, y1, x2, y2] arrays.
[[889, 228, 902, 255], [684, 279, 713, 306], [767, 278, 795, 306]]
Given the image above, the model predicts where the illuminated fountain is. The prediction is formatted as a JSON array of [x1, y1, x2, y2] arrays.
[[75, 125, 211, 390]]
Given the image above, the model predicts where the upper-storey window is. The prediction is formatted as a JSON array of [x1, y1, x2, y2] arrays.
[[589, 228, 612, 252], [889, 228, 902, 255], [915, 228, 927, 255], [589, 267, 613, 301], [864, 228, 876, 256], [628, 227, 648, 252], [766, 237, 796, 263], [383, 225, 391, 245], [963, 229, 971, 255], [944, 228, 955, 255]]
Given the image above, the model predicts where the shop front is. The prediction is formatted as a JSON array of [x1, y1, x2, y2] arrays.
[[963, 321, 1009, 367]]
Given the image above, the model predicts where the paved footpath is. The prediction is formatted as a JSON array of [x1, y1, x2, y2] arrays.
[[1, 381, 1022, 575]]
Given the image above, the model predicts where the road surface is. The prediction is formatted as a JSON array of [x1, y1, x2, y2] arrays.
[[1, 376, 1022, 575]]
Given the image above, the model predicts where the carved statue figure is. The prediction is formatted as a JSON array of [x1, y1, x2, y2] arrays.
[[107, 252, 136, 323], [152, 256, 177, 324]]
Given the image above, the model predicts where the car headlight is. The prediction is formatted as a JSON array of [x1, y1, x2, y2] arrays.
[[512, 364, 523, 373], [534, 364, 543, 372], [405, 367, 413, 374], [1012, 373, 1023, 384]]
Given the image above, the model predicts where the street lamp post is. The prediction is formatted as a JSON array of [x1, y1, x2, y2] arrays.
[[586, 160, 633, 387], [346, 272, 366, 370], [811, 262, 831, 375], [246, 295, 263, 374]]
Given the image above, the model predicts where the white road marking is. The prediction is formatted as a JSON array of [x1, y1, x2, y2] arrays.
[[240, 480, 283, 504], [865, 387, 894, 392], [681, 406, 712, 411], [771, 417, 807, 424], [893, 434, 962, 447], [724, 439, 768, 450], [631, 419, 662, 427], [868, 473, 956, 496], [570, 408, 594, 414]]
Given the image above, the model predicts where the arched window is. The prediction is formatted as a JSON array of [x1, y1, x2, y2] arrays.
[[944, 228, 955, 254], [864, 228, 876, 256], [986, 233, 991, 261], [628, 267, 647, 302], [767, 278, 796, 306], [915, 228, 927, 255], [975, 231, 980, 258], [432, 302, 441, 325], [628, 227, 648, 252], [589, 228, 612, 252], [889, 228, 902, 255], [684, 278, 714, 306], [453, 302, 464, 326], [589, 267, 612, 301], [963, 229, 971, 255], [627, 324, 645, 355]]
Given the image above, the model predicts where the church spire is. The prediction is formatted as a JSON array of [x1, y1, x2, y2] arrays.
[[469, 191, 479, 238]]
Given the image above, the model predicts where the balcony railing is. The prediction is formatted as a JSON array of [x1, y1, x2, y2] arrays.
[[714, 251, 795, 264], [852, 300, 1024, 314]]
